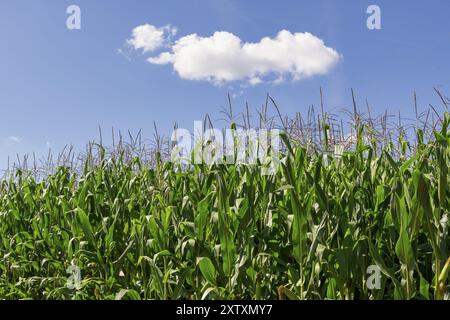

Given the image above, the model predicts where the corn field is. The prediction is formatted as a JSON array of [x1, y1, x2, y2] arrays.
[[0, 97, 449, 300]]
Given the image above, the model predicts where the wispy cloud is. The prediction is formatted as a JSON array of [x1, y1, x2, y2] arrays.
[[6, 136, 23, 144], [127, 24, 342, 86]]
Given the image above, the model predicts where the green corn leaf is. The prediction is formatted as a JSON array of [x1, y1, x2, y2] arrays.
[[197, 257, 217, 285]]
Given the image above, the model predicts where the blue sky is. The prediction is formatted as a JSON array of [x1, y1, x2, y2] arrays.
[[1, 0, 449, 168]]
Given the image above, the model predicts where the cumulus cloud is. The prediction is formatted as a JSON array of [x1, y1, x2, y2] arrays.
[[127, 24, 342, 85], [127, 24, 177, 53], [148, 29, 341, 85]]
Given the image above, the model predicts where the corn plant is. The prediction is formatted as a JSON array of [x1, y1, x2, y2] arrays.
[[0, 101, 449, 300]]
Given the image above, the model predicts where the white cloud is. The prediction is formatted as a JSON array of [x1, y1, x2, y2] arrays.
[[146, 29, 341, 85], [248, 76, 263, 86], [127, 24, 177, 53], [6, 136, 22, 143]]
